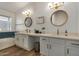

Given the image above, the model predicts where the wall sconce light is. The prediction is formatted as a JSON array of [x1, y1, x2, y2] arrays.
[[48, 2, 64, 10], [22, 10, 32, 17]]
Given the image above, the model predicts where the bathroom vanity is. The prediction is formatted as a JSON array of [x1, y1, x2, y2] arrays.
[[15, 33, 34, 51], [15, 32, 79, 56], [40, 37, 79, 56]]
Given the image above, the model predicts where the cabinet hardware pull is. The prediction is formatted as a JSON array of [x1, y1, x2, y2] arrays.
[[71, 43, 79, 46], [47, 44, 51, 49], [47, 44, 48, 49], [49, 44, 51, 49], [42, 39, 46, 40], [67, 48, 69, 54]]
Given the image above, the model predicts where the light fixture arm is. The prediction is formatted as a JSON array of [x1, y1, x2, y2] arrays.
[[48, 2, 64, 10]]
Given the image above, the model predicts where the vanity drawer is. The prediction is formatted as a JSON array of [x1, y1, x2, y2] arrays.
[[66, 40, 79, 47], [52, 38, 65, 45]]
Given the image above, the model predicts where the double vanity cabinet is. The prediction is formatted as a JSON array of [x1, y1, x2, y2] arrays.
[[15, 32, 79, 56], [40, 37, 79, 56], [40, 37, 65, 56]]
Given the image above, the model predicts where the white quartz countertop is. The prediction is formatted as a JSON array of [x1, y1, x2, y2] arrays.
[[16, 32, 79, 41]]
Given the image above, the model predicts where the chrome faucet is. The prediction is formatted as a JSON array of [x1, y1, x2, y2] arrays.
[[57, 29, 59, 35], [25, 29, 31, 33], [65, 30, 68, 36]]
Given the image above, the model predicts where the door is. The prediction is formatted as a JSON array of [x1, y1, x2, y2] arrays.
[[40, 37, 49, 56], [48, 38, 66, 56], [66, 40, 79, 56], [67, 46, 79, 56]]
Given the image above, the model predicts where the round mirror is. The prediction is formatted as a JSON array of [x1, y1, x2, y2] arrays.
[[24, 17, 32, 27], [51, 10, 68, 27]]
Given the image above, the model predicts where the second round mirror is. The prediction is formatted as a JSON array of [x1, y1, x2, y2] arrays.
[[51, 10, 68, 27]]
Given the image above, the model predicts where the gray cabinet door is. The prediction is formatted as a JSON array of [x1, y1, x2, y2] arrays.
[[67, 46, 79, 56], [49, 45, 66, 56], [40, 37, 49, 56], [40, 37, 66, 56], [48, 38, 66, 56], [66, 40, 79, 56]]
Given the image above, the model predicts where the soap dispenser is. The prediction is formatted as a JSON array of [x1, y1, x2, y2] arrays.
[[65, 30, 68, 36], [42, 27, 45, 34]]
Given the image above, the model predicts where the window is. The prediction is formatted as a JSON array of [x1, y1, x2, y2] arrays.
[[0, 16, 12, 32]]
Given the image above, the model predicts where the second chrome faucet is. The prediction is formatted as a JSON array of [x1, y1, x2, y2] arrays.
[[57, 28, 59, 35]]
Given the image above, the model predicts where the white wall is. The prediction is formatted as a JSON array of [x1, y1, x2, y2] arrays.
[[77, 3, 79, 33], [16, 2, 79, 33], [0, 9, 16, 32], [15, 3, 36, 32]]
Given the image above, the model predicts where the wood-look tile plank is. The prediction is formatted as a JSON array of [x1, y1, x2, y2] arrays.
[[0, 45, 40, 56]]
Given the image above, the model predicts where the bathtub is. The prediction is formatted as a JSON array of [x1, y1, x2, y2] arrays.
[[0, 38, 15, 50]]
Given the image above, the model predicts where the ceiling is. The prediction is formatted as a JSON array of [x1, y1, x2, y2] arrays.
[[0, 2, 29, 13]]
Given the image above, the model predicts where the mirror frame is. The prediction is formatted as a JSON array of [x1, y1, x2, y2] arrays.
[[50, 10, 68, 27], [24, 17, 32, 27]]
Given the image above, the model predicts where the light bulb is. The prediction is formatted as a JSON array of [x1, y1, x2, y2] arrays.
[[48, 2, 64, 10], [22, 9, 32, 16], [22, 11, 25, 14], [48, 3, 53, 9]]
